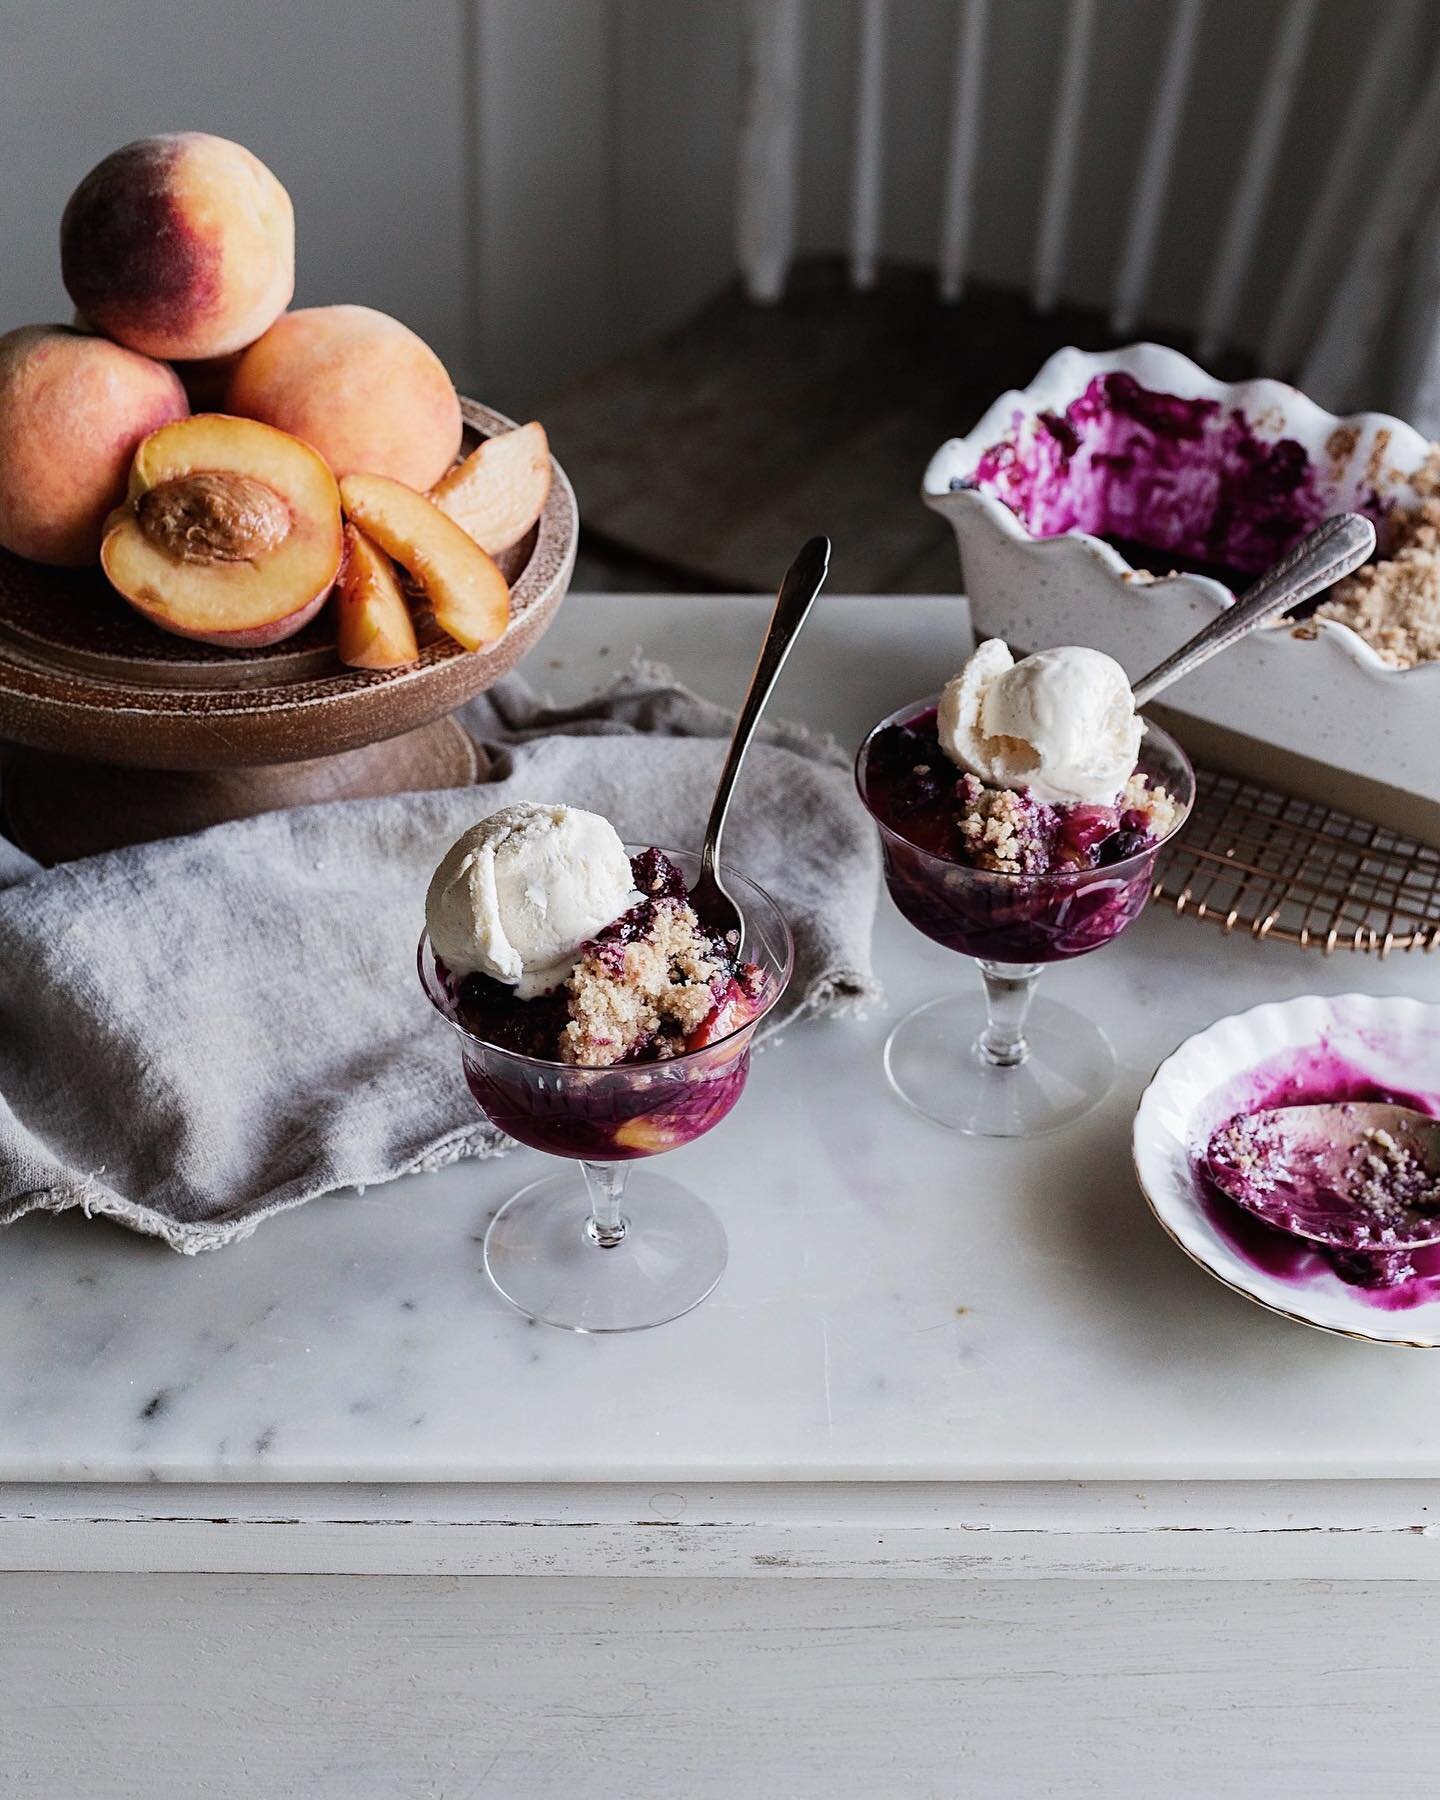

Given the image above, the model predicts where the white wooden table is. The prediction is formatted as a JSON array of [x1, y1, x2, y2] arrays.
[[4, 593, 1439, 1799]]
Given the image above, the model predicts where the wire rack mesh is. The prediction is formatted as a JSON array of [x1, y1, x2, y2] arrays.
[[1154, 768, 1440, 956]]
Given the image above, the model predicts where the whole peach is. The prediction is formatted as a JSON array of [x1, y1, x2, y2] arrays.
[[61, 133, 294, 361], [0, 324, 189, 565], [225, 304, 462, 490]]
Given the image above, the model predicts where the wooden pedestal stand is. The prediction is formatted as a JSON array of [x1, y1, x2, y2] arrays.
[[0, 399, 576, 865]]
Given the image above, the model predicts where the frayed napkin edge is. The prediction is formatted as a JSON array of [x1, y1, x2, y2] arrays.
[[0, 1121, 513, 1256]]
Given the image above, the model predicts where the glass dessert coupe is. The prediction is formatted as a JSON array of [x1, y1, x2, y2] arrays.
[[856, 700, 1195, 1136], [419, 847, 793, 1332]]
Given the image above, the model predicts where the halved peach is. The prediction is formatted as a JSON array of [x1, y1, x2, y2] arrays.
[[339, 473, 509, 652], [101, 414, 342, 648], [336, 522, 419, 670], [429, 421, 551, 555]]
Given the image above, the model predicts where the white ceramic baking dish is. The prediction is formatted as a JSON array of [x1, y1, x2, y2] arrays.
[[924, 343, 1440, 844]]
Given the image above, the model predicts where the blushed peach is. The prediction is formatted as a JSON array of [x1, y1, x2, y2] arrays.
[[226, 305, 462, 490], [61, 133, 294, 361], [0, 324, 189, 565]]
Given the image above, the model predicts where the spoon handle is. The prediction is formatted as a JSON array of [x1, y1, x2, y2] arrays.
[[1129, 511, 1376, 709], [699, 534, 832, 881]]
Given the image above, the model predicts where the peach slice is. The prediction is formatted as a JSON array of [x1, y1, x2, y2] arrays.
[[612, 1117, 689, 1154], [429, 421, 552, 555], [339, 473, 510, 652], [101, 413, 343, 648], [336, 523, 419, 670]]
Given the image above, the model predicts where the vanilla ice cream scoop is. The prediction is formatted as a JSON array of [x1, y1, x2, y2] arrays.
[[426, 802, 641, 998], [936, 639, 1142, 806]]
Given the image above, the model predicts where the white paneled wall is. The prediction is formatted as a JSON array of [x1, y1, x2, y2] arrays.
[[1, 0, 1435, 417]]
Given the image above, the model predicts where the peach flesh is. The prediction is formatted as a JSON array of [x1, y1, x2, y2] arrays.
[[0, 324, 189, 566], [339, 472, 510, 652], [101, 413, 342, 649], [336, 524, 420, 669], [61, 133, 294, 361]]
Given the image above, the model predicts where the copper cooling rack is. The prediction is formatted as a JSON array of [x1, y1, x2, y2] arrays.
[[1154, 769, 1440, 955]]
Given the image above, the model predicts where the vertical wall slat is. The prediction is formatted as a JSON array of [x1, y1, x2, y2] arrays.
[[1196, 0, 1319, 362], [937, 0, 990, 303], [459, 0, 486, 393], [1302, 47, 1440, 411], [1031, 0, 1098, 314], [736, 0, 807, 304], [1390, 190, 1440, 434], [848, 0, 888, 291], [1261, 0, 1420, 374], [1110, 0, 1205, 336]]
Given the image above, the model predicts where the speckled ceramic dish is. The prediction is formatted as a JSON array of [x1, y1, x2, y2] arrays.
[[1133, 994, 1440, 1348], [925, 343, 1440, 845], [0, 396, 577, 861]]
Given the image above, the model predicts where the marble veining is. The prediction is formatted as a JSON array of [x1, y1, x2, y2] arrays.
[[3, 594, 1440, 1483]]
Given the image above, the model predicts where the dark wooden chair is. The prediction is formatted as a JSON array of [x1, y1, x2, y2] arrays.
[[543, 0, 1439, 595]]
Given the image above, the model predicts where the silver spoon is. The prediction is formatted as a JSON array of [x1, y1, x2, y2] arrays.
[[689, 534, 832, 954], [1130, 512, 1376, 708], [1206, 1102, 1440, 1248]]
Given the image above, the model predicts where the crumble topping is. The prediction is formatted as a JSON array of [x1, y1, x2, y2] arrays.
[[1314, 498, 1440, 668], [1355, 1127, 1440, 1215], [450, 848, 765, 1068], [954, 775, 1051, 875], [561, 898, 729, 1067], [1122, 772, 1182, 839]]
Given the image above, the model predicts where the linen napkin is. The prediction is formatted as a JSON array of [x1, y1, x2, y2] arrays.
[[0, 666, 881, 1252]]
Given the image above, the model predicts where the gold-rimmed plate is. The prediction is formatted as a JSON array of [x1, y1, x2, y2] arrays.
[[1132, 993, 1440, 1348]]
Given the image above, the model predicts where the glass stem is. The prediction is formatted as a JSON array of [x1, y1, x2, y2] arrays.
[[975, 960, 1042, 1069], [581, 1161, 631, 1249]]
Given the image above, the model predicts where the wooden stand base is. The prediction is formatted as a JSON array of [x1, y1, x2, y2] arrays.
[[1, 717, 482, 866]]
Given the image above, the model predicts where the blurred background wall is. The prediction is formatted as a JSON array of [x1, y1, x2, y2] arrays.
[[4, 0, 1425, 417]]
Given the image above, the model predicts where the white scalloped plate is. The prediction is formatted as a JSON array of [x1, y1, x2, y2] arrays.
[[1133, 994, 1440, 1348]]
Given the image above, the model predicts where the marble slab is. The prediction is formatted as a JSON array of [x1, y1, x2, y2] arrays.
[[3, 592, 1439, 1485]]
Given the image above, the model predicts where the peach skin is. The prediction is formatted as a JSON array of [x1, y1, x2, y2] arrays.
[[61, 133, 294, 362], [0, 323, 189, 566], [226, 305, 463, 492]]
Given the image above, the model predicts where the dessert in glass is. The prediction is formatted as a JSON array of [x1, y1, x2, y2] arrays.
[[856, 639, 1194, 1136], [419, 802, 792, 1331]]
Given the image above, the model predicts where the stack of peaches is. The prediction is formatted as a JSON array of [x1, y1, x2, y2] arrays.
[[0, 131, 552, 668]]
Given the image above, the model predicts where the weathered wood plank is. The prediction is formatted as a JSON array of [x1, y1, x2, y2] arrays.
[[5, 1481, 1440, 1580], [4, 1572, 1440, 1799], [542, 259, 1256, 596]]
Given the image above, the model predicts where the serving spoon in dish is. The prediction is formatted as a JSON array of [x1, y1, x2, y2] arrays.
[[1130, 511, 1376, 707], [1205, 1101, 1440, 1259], [688, 535, 832, 957]]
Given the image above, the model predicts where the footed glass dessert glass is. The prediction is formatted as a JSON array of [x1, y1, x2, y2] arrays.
[[856, 700, 1194, 1137], [419, 849, 793, 1332]]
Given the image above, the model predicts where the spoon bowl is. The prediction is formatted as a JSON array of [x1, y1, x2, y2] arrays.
[[1205, 1101, 1440, 1252]]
